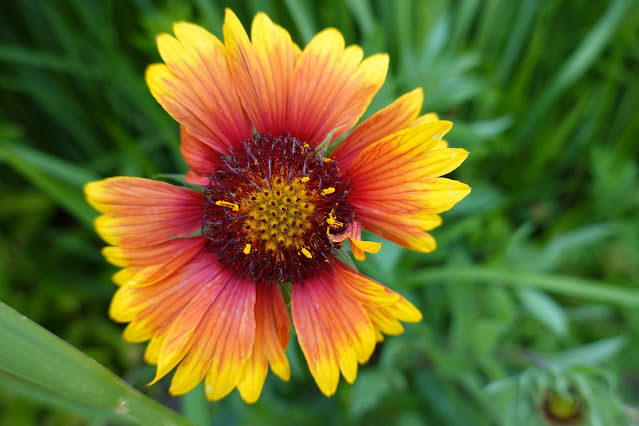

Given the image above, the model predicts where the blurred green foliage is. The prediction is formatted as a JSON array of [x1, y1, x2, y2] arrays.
[[1, 0, 638, 425]]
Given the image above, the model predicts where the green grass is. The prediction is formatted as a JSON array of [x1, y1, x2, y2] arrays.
[[1, 0, 638, 424]]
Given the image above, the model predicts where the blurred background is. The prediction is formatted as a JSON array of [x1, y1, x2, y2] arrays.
[[1, 0, 638, 424]]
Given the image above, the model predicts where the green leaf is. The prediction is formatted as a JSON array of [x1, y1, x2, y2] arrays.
[[401, 267, 639, 307], [345, 0, 376, 37], [349, 370, 393, 418], [0, 139, 97, 228], [0, 46, 92, 74], [180, 384, 210, 426], [536, 223, 615, 270], [548, 336, 627, 368], [470, 319, 508, 358], [518, 288, 568, 337], [517, 0, 633, 141], [0, 302, 192, 426], [282, 0, 316, 43]]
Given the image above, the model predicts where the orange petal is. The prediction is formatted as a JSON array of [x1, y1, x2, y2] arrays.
[[144, 334, 164, 364], [357, 210, 442, 253], [348, 238, 382, 261], [364, 291, 422, 339], [365, 305, 405, 336], [331, 261, 422, 339], [385, 293, 422, 323], [179, 125, 218, 186], [152, 266, 237, 384], [351, 177, 470, 216], [287, 29, 389, 146], [110, 251, 221, 340], [361, 280, 422, 337], [237, 283, 291, 403], [333, 260, 399, 307], [84, 177, 204, 247], [223, 9, 301, 137], [328, 218, 361, 243], [411, 113, 448, 149], [332, 88, 423, 169], [412, 112, 439, 126], [166, 273, 256, 401], [146, 22, 252, 154], [292, 268, 376, 395], [102, 236, 205, 268], [347, 121, 470, 216], [103, 237, 206, 287], [112, 267, 141, 287]]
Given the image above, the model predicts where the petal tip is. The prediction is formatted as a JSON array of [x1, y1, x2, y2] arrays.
[[223, 7, 241, 25], [238, 390, 260, 405], [172, 20, 196, 32], [440, 120, 453, 132]]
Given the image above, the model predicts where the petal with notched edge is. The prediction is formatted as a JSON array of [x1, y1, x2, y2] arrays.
[[146, 22, 252, 154], [292, 268, 376, 395], [84, 177, 204, 247], [287, 29, 389, 146], [237, 283, 291, 403], [347, 121, 470, 217], [223, 9, 301, 137], [332, 88, 423, 169], [357, 210, 442, 253], [180, 126, 218, 186], [166, 270, 256, 401]]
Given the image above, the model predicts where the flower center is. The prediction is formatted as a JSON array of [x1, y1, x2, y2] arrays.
[[540, 388, 586, 425], [241, 178, 314, 253], [202, 133, 353, 284]]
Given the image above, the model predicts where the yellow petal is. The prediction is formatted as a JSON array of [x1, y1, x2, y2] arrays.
[[348, 238, 382, 261]]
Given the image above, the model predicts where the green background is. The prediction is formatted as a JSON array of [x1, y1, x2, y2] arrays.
[[1, 0, 638, 424]]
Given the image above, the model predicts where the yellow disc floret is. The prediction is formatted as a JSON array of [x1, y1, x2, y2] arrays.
[[242, 178, 315, 254], [202, 133, 354, 283]]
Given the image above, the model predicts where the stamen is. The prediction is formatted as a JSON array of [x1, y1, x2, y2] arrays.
[[215, 200, 239, 211], [202, 133, 354, 284], [326, 211, 343, 229]]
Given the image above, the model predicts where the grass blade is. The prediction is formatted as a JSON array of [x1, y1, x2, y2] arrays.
[[402, 267, 639, 308], [0, 139, 97, 228], [0, 302, 192, 426]]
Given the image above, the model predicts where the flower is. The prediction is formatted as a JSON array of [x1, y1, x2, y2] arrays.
[[84, 9, 470, 403], [540, 388, 587, 425]]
